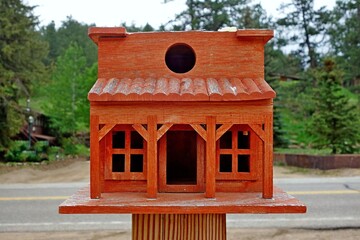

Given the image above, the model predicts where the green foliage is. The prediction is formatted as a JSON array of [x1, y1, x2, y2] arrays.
[[121, 22, 155, 32], [40, 17, 97, 67], [308, 59, 360, 153], [276, 0, 331, 69], [276, 80, 317, 147], [42, 43, 96, 140], [4, 140, 50, 162], [165, 0, 253, 30], [0, 0, 48, 150], [60, 137, 89, 156], [328, 0, 360, 89], [11, 0, 357, 157]]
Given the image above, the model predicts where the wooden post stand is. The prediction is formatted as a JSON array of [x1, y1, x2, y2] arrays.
[[132, 214, 226, 240]]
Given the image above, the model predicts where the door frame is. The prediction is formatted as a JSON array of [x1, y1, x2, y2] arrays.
[[158, 126, 205, 193]]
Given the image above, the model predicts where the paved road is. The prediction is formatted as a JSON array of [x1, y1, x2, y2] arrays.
[[0, 177, 359, 232]]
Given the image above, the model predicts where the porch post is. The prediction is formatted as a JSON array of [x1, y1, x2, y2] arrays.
[[147, 115, 158, 198], [90, 115, 101, 199], [205, 116, 216, 198], [263, 113, 273, 199]]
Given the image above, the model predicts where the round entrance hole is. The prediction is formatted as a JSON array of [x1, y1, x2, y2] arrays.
[[165, 43, 196, 74]]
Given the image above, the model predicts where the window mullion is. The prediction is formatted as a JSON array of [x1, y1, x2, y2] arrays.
[[125, 130, 131, 173], [232, 130, 237, 174]]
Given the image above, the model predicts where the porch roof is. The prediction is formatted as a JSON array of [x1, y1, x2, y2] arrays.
[[88, 77, 275, 102]]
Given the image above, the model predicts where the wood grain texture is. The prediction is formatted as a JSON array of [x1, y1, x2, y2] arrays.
[[94, 31, 271, 80], [147, 115, 157, 198], [88, 77, 276, 102], [98, 124, 116, 141], [205, 116, 216, 198], [90, 101, 272, 125], [263, 113, 274, 199], [158, 133, 205, 193], [88, 27, 127, 45], [90, 115, 100, 199], [59, 186, 306, 214], [132, 214, 226, 240], [85, 28, 287, 206]]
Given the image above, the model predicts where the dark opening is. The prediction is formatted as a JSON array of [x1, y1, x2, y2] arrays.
[[166, 131, 197, 185], [112, 154, 125, 172], [131, 131, 143, 149], [238, 131, 250, 149], [130, 154, 143, 172], [165, 43, 196, 73], [113, 131, 125, 149], [238, 155, 250, 172], [220, 131, 232, 149], [219, 154, 232, 172]]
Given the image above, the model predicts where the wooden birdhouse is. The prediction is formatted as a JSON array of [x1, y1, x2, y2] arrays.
[[60, 27, 306, 239]]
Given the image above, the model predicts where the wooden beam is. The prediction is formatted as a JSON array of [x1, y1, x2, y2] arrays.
[[215, 123, 233, 141], [90, 115, 101, 199], [248, 124, 265, 141], [190, 124, 207, 141], [157, 123, 173, 141], [205, 116, 216, 198], [263, 114, 273, 199], [98, 124, 116, 141], [132, 124, 149, 141], [147, 116, 157, 198]]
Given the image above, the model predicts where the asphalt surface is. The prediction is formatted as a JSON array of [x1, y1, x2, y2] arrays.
[[0, 177, 359, 232]]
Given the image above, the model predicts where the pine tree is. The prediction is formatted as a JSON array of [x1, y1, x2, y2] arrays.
[[165, 0, 252, 30], [42, 44, 95, 143], [328, 0, 360, 88], [40, 17, 97, 67], [276, 0, 331, 69], [309, 59, 360, 153], [0, 0, 47, 150]]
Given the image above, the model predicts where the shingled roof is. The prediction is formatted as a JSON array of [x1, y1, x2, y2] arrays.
[[88, 77, 275, 101]]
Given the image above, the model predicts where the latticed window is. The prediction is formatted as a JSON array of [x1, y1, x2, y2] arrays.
[[216, 125, 257, 180], [105, 125, 146, 180]]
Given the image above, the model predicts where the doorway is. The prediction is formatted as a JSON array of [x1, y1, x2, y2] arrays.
[[158, 126, 205, 193], [166, 131, 197, 185]]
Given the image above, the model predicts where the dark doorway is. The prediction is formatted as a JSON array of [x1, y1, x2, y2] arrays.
[[166, 131, 197, 185]]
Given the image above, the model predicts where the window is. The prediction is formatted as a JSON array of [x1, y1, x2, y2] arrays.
[[105, 125, 146, 180], [216, 125, 255, 180]]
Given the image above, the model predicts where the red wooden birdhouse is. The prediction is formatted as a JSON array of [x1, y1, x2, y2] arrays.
[[60, 27, 305, 239], [86, 27, 278, 199]]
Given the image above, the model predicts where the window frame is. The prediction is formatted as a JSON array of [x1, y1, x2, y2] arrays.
[[105, 125, 147, 181], [216, 125, 258, 180]]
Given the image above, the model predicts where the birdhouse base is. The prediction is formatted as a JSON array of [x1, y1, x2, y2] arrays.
[[59, 186, 306, 214]]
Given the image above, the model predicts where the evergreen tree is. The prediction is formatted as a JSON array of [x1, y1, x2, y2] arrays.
[[121, 22, 155, 32], [165, 0, 252, 30], [0, 0, 47, 150], [308, 59, 360, 154], [40, 17, 97, 67], [42, 44, 96, 145], [328, 0, 360, 89], [277, 0, 331, 69]]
